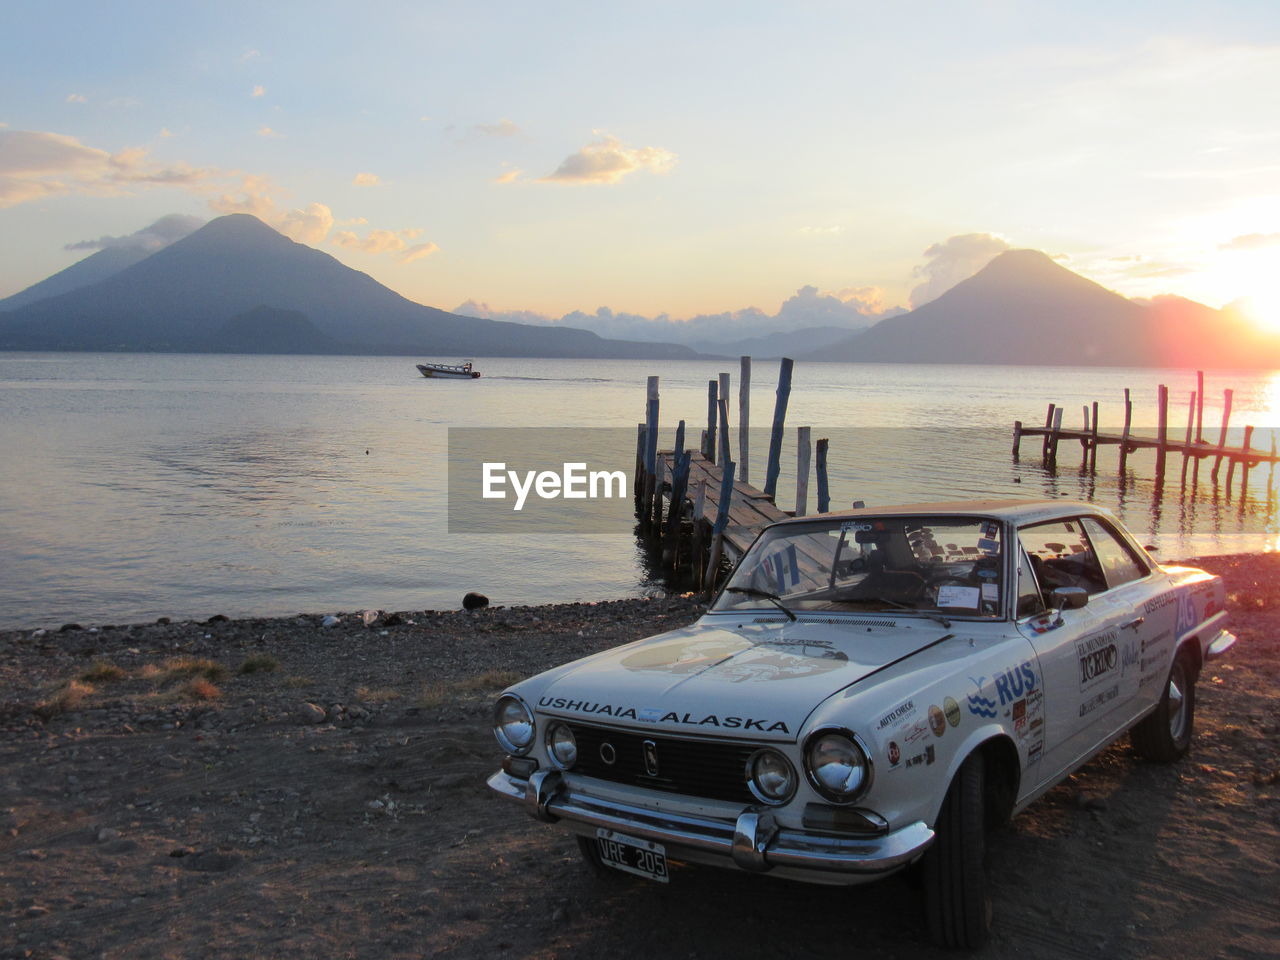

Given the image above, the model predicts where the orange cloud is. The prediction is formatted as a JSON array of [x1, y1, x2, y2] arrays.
[[540, 132, 676, 184]]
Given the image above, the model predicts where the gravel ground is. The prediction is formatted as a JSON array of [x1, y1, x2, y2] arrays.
[[1, 557, 1277, 960]]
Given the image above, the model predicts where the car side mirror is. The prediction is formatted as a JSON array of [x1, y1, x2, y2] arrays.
[[1051, 586, 1089, 610]]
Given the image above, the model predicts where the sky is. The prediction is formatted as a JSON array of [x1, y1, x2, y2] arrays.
[[2, 0, 1279, 332]]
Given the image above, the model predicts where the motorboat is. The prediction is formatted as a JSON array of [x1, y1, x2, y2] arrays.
[[416, 360, 481, 379]]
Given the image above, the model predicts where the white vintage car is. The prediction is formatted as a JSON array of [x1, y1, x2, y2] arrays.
[[487, 500, 1235, 947]]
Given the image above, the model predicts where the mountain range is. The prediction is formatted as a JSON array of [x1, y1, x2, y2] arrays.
[[1, 216, 1273, 366], [0, 215, 695, 359], [805, 249, 1277, 367]]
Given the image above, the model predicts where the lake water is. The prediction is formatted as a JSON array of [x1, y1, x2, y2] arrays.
[[2, 352, 1278, 629]]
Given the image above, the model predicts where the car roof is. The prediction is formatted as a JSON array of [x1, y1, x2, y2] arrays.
[[771, 498, 1116, 528]]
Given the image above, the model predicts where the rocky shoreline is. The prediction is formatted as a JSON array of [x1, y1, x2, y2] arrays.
[[1, 557, 1277, 959]]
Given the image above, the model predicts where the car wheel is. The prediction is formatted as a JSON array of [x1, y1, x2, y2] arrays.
[[922, 752, 992, 949], [1130, 648, 1196, 762]]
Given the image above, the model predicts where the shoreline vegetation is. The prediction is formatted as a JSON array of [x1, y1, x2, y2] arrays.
[[1, 554, 1276, 957]]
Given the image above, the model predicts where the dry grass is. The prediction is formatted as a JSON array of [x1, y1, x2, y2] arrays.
[[179, 677, 222, 701], [283, 675, 311, 688], [354, 685, 402, 703], [238, 654, 279, 675], [419, 669, 522, 709], [79, 661, 126, 683], [34, 680, 94, 719], [161, 657, 228, 682]]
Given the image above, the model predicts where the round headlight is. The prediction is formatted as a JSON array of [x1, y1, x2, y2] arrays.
[[747, 748, 797, 805], [493, 694, 535, 755], [805, 730, 871, 803], [546, 722, 578, 769]]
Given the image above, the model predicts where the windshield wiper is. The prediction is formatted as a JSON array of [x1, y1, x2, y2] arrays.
[[844, 595, 952, 628], [725, 587, 797, 621]]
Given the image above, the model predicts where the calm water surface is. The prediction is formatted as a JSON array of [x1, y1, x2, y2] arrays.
[[2, 353, 1278, 628]]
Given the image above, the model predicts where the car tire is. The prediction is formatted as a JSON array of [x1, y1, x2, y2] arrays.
[[1130, 648, 1196, 762], [922, 751, 992, 949]]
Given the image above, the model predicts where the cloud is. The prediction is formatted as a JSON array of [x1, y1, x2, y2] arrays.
[[799, 225, 843, 235], [540, 132, 677, 184], [908, 233, 1012, 307], [256, 125, 281, 138], [1220, 232, 1280, 251], [331, 226, 438, 263], [251, 85, 265, 98], [0, 129, 209, 208], [66, 93, 87, 104], [241, 49, 261, 62], [352, 172, 380, 187], [65, 213, 205, 251], [208, 175, 334, 244], [275, 202, 333, 245], [475, 118, 520, 137], [399, 242, 439, 264], [456, 283, 902, 346], [493, 166, 522, 184]]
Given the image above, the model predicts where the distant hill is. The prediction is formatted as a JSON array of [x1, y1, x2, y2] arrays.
[[0, 246, 154, 312], [0, 215, 697, 359], [809, 249, 1280, 368], [693, 325, 865, 359]]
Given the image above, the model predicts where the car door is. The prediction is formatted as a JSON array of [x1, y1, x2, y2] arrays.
[[1013, 518, 1145, 787], [1077, 516, 1175, 729]]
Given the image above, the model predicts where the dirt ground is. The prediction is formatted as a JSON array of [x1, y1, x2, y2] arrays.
[[2, 556, 1278, 960]]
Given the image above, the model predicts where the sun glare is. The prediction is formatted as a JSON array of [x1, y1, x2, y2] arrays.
[[1238, 292, 1280, 335]]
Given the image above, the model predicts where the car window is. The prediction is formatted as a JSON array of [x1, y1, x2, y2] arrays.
[[714, 515, 1004, 619], [1017, 520, 1108, 596], [1016, 548, 1046, 618], [1081, 517, 1149, 588]]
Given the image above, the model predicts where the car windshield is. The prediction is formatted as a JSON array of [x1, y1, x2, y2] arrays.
[[712, 515, 1006, 620]]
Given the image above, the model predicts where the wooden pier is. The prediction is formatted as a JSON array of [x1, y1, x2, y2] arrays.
[[634, 357, 833, 594], [1013, 371, 1279, 498]]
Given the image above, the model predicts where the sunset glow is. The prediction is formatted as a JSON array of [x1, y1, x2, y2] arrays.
[[1, 2, 1278, 329]]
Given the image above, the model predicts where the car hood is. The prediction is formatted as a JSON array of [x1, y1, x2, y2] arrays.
[[529, 615, 953, 742]]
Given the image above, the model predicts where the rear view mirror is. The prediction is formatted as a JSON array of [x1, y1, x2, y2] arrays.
[[854, 530, 890, 545], [1051, 586, 1089, 610]]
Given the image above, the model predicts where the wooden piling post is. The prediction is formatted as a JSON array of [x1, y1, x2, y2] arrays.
[[816, 438, 830, 513], [1089, 401, 1100, 473], [634, 423, 646, 513], [704, 460, 737, 597], [644, 376, 660, 528], [1181, 392, 1195, 487], [718, 373, 732, 466], [1012, 420, 1023, 458], [651, 455, 665, 528], [1238, 425, 1255, 499], [1041, 403, 1056, 460], [1119, 389, 1133, 475], [1155, 383, 1169, 486], [1048, 406, 1064, 464], [664, 448, 691, 567], [1212, 389, 1233, 482], [739, 356, 751, 485], [691, 480, 708, 588], [705, 380, 718, 463], [717, 395, 731, 478], [1196, 370, 1205, 443], [795, 426, 812, 517], [763, 358, 794, 500]]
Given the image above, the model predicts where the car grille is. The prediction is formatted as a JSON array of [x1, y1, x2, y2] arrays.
[[566, 722, 758, 804]]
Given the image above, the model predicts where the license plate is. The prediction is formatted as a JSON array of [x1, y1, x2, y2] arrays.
[[593, 829, 669, 883]]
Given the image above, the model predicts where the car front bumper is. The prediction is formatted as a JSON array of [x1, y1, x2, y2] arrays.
[[487, 768, 934, 885]]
